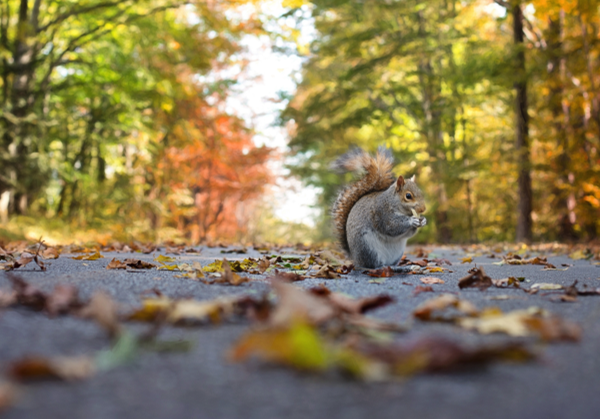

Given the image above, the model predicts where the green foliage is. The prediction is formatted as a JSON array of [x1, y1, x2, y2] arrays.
[[283, 0, 600, 243]]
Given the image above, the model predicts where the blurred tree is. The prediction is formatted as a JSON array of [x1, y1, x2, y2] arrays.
[[0, 0, 273, 242], [283, 0, 513, 243], [283, 0, 600, 243]]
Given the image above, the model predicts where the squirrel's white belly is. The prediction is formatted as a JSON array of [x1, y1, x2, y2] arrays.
[[363, 230, 408, 266]]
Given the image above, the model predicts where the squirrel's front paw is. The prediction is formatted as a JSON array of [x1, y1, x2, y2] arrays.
[[419, 217, 427, 227], [410, 216, 421, 228]]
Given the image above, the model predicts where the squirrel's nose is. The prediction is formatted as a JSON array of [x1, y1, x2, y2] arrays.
[[418, 203, 426, 214]]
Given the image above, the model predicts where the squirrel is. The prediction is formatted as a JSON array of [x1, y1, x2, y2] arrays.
[[331, 147, 427, 269]]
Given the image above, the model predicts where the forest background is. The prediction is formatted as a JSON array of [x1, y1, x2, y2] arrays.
[[0, 0, 599, 246]]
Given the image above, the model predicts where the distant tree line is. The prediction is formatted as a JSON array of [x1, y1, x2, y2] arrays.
[[283, 0, 600, 243]]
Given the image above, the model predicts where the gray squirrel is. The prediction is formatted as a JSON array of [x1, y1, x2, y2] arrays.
[[331, 147, 427, 268]]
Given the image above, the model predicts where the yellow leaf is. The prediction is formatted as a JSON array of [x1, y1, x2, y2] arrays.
[[531, 283, 563, 290], [461, 257, 473, 264], [71, 252, 103, 261], [153, 255, 176, 263], [229, 321, 330, 371]]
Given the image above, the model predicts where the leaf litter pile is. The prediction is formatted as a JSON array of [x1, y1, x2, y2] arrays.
[[1, 241, 599, 411]]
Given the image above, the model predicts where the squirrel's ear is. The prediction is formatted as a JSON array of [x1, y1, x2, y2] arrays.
[[410, 174, 416, 182], [396, 176, 405, 190]]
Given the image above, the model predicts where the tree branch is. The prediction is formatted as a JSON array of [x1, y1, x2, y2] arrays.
[[36, 0, 132, 34]]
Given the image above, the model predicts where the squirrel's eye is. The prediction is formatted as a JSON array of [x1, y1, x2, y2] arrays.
[[405, 193, 412, 200]]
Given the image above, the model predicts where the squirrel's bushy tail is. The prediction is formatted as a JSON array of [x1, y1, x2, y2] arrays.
[[331, 147, 396, 254]]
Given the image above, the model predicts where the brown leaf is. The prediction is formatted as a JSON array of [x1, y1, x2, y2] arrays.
[[364, 266, 395, 278], [269, 281, 336, 327], [0, 381, 18, 412], [0, 289, 16, 308], [491, 277, 522, 288], [327, 293, 394, 315], [354, 336, 536, 375], [106, 258, 128, 269], [107, 258, 156, 270], [458, 267, 493, 290], [9, 356, 95, 381], [78, 291, 122, 338], [311, 264, 341, 279], [272, 269, 306, 282], [128, 295, 246, 325], [420, 277, 444, 285], [414, 294, 478, 321], [459, 307, 581, 342], [71, 251, 104, 261], [257, 257, 270, 273], [45, 285, 81, 316], [41, 247, 60, 259], [10, 276, 47, 311], [413, 285, 434, 296]]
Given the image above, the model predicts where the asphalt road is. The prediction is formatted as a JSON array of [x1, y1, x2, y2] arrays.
[[1, 245, 600, 419]]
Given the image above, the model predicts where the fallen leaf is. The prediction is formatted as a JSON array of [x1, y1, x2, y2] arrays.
[[78, 291, 122, 338], [269, 281, 336, 327], [0, 381, 18, 413], [413, 285, 434, 296], [229, 321, 331, 371], [127, 295, 246, 325], [531, 283, 563, 290], [369, 278, 387, 284], [41, 247, 60, 259], [220, 259, 249, 285], [311, 264, 341, 279], [9, 356, 95, 381], [45, 285, 81, 316], [365, 267, 395, 277], [107, 258, 157, 270], [354, 336, 536, 376], [420, 277, 445, 285], [107, 258, 127, 269], [458, 267, 493, 290], [569, 250, 592, 260], [414, 294, 478, 321], [153, 255, 176, 263], [459, 307, 581, 341], [201, 259, 249, 286], [0, 290, 16, 308], [257, 257, 270, 273], [72, 251, 104, 261], [220, 248, 247, 254], [271, 270, 305, 282], [492, 277, 523, 288], [461, 257, 473, 264]]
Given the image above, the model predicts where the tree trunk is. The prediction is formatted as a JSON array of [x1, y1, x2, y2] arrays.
[[512, 2, 533, 243], [1, 0, 36, 216], [547, 12, 577, 241]]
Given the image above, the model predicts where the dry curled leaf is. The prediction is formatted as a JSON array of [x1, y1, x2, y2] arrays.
[[364, 266, 395, 278], [0, 290, 16, 308], [201, 259, 249, 286], [78, 291, 122, 338], [413, 285, 434, 296], [9, 356, 95, 381], [272, 269, 305, 282], [414, 294, 478, 321], [71, 251, 104, 261], [458, 267, 493, 290], [420, 277, 444, 285], [41, 247, 60, 259], [107, 258, 157, 270], [0, 381, 18, 412], [458, 307, 581, 342], [311, 264, 341, 279]]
